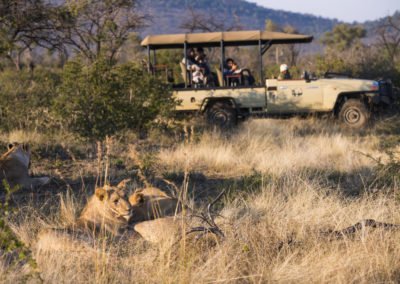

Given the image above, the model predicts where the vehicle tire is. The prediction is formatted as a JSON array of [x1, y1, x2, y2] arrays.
[[205, 102, 237, 129], [338, 99, 369, 129]]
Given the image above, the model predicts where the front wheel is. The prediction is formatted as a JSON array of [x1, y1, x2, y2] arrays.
[[338, 99, 370, 129], [205, 102, 237, 129]]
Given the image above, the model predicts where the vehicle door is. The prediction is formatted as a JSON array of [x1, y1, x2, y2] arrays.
[[267, 79, 323, 113]]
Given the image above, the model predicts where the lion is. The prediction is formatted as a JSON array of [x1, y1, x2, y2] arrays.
[[128, 186, 183, 223], [78, 180, 133, 236], [36, 180, 134, 256], [0, 143, 49, 189]]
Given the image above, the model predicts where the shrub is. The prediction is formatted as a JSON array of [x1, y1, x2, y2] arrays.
[[0, 68, 61, 132], [54, 59, 176, 141]]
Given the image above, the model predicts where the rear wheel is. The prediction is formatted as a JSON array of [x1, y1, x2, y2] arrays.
[[205, 102, 237, 129], [338, 99, 369, 129]]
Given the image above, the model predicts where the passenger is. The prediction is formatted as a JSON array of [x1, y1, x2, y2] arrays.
[[182, 48, 204, 85], [278, 64, 292, 80], [181, 48, 197, 70], [196, 47, 218, 86], [223, 58, 242, 86], [224, 58, 242, 76], [195, 47, 210, 76]]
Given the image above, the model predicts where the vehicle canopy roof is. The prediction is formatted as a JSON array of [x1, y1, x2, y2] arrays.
[[141, 30, 313, 49]]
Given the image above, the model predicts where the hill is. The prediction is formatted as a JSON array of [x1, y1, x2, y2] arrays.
[[139, 0, 340, 36], [138, 0, 396, 38]]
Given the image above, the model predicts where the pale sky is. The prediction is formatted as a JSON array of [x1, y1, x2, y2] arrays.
[[252, 0, 399, 22]]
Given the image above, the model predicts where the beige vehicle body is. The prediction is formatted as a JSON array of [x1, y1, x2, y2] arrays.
[[142, 30, 393, 128], [175, 78, 386, 114]]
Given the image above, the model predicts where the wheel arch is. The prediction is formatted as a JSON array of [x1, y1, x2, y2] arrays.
[[333, 92, 369, 117], [200, 97, 238, 114]]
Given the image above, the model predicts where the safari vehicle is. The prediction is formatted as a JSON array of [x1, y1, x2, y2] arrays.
[[141, 30, 394, 129]]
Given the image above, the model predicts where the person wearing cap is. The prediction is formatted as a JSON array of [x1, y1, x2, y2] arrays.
[[278, 64, 292, 80]]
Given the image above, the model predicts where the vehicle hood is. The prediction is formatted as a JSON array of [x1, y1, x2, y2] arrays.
[[319, 78, 379, 93]]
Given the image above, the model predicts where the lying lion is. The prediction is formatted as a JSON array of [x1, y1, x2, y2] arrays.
[[129, 186, 183, 223], [41, 180, 191, 247], [0, 143, 49, 189], [78, 181, 133, 236]]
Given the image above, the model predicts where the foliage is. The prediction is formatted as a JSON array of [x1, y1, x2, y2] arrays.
[[0, 0, 60, 69], [0, 68, 61, 132], [317, 22, 400, 87], [369, 150, 400, 188], [376, 13, 400, 64], [54, 59, 176, 141], [0, 180, 39, 279], [0, 181, 22, 253], [54, 0, 145, 63], [321, 24, 367, 51]]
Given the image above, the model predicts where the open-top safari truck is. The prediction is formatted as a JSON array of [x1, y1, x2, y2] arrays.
[[141, 30, 394, 129]]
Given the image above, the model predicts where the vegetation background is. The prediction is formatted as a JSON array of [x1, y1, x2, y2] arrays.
[[1, 0, 400, 282]]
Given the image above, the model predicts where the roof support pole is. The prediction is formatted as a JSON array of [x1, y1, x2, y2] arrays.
[[152, 49, 157, 68], [259, 39, 264, 86], [220, 40, 225, 87], [147, 45, 151, 74], [184, 42, 188, 88]]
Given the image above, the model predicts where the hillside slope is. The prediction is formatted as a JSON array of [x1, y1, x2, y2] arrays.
[[139, 0, 340, 36]]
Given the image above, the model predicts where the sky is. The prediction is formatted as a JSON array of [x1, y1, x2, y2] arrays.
[[252, 0, 399, 22]]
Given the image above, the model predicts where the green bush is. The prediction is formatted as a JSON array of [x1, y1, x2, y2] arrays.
[[0, 68, 61, 132], [54, 59, 176, 141]]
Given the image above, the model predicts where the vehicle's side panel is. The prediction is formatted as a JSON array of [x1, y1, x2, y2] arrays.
[[266, 79, 323, 113], [173, 87, 266, 111]]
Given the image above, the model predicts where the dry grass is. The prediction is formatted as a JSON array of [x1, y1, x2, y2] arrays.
[[3, 118, 400, 283], [158, 118, 381, 177]]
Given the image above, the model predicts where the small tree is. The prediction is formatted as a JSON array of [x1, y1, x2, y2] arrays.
[[318, 24, 367, 76], [54, 0, 146, 63], [377, 14, 400, 65], [54, 59, 176, 141], [321, 24, 366, 51], [0, 0, 60, 70]]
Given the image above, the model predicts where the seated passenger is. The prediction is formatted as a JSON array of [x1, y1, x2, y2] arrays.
[[278, 64, 292, 80], [182, 48, 204, 85], [195, 47, 210, 76], [224, 58, 242, 76]]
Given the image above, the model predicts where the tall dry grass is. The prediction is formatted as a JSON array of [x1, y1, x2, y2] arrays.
[[3, 118, 400, 283], [158, 118, 381, 177]]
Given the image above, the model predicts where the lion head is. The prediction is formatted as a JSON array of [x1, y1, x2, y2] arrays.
[[0, 143, 49, 189], [129, 187, 181, 223], [1, 143, 31, 168], [78, 180, 132, 235]]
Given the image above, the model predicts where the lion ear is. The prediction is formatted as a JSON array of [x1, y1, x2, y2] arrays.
[[129, 193, 144, 206], [95, 188, 108, 201]]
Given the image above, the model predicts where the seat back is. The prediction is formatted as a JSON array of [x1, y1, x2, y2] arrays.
[[215, 67, 223, 87], [180, 62, 192, 85]]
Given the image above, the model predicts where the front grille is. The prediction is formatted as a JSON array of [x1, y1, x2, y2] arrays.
[[379, 79, 393, 99]]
